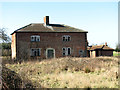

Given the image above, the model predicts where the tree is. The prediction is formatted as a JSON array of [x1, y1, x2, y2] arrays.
[[0, 28, 11, 43], [115, 43, 120, 52], [0, 28, 11, 56]]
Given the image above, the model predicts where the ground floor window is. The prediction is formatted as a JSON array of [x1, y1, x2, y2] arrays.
[[31, 48, 41, 56], [62, 47, 71, 56], [79, 50, 84, 56]]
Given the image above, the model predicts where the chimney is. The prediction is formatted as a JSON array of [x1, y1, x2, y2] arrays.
[[44, 16, 49, 25], [105, 42, 108, 46]]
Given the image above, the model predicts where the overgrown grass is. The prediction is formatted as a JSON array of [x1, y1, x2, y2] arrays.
[[113, 51, 120, 56], [4, 56, 119, 88]]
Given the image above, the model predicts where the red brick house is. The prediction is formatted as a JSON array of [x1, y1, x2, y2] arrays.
[[11, 16, 88, 60], [87, 43, 114, 58]]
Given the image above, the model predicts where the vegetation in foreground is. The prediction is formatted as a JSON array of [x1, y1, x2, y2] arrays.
[[3, 56, 119, 88]]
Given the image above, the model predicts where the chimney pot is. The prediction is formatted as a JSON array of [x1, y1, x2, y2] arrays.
[[44, 16, 49, 25], [105, 42, 107, 46]]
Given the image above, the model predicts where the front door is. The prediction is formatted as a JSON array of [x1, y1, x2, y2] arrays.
[[47, 49, 55, 58]]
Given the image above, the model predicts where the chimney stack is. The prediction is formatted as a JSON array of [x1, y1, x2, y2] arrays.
[[105, 42, 108, 46], [44, 16, 49, 25]]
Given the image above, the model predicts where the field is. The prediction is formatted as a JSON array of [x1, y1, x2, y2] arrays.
[[113, 51, 120, 56], [2, 56, 119, 89]]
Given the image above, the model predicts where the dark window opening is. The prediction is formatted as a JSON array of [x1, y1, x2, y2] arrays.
[[68, 48, 71, 55], [62, 35, 71, 42], [31, 48, 41, 56], [62, 47, 71, 56]]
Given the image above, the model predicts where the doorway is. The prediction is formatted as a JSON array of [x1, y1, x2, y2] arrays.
[[46, 48, 55, 58]]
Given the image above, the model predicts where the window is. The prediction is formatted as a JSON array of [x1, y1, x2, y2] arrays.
[[67, 48, 71, 55], [31, 35, 40, 42], [79, 50, 84, 56], [62, 47, 71, 56], [31, 48, 41, 56], [62, 48, 66, 56], [79, 50, 84, 54], [62, 35, 71, 41]]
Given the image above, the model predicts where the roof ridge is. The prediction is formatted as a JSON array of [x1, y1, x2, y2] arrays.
[[11, 23, 32, 35], [31, 23, 43, 24], [11, 23, 88, 35], [64, 24, 88, 32]]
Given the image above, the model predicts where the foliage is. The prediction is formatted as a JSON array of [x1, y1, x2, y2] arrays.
[[4, 57, 119, 88], [0, 28, 11, 43], [0, 43, 11, 56], [2, 66, 22, 89], [2, 65, 36, 89], [0, 43, 11, 49], [115, 43, 120, 52], [84, 67, 91, 73], [113, 51, 120, 56], [0, 28, 11, 56]]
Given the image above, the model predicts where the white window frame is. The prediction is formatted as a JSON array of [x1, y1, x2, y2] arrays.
[[31, 48, 41, 56], [46, 48, 55, 58], [31, 35, 40, 42], [62, 47, 71, 56], [62, 35, 71, 41]]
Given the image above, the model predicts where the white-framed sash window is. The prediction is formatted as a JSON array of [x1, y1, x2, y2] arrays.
[[62, 47, 71, 56], [62, 35, 71, 41], [31, 35, 40, 42]]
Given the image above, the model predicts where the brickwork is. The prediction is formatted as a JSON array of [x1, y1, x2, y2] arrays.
[[101, 50, 113, 56], [12, 32, 87, 59], [88, 50, 113, 58]]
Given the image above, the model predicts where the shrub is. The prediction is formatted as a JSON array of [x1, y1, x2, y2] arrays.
[[84, 67, 91, 73]]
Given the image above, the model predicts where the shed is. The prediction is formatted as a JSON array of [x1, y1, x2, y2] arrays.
[[87, 43, 114, 58]]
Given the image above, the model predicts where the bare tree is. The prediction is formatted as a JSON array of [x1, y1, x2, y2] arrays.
[[0, 28, 11, 43], [0, 28, 11, 57]]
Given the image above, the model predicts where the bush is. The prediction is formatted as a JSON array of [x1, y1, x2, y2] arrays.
[[0, 43, 11, 56], [84, 67, 91, 73]]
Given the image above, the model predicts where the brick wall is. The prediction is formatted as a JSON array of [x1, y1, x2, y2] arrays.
[[12, 32, 87, 59], [88, 50, 113, 58], [101, 50, 113, 56]]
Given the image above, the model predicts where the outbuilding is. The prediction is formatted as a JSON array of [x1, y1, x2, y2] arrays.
[[87, 43, 114, 58]]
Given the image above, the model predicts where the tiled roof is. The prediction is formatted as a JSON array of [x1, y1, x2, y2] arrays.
[[11, 23, 88, 34], [87, 45, 114, 51]]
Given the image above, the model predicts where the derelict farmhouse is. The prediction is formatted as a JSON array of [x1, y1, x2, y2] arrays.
[[11, 16, 114, 59]]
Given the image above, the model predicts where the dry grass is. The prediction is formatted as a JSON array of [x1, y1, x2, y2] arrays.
[[4, 56, 119, 88]]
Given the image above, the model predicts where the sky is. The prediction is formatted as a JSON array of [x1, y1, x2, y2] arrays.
[[0, 1, 118, 49]]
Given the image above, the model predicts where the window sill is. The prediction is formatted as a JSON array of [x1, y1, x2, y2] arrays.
[[31, 41, 40, 42]]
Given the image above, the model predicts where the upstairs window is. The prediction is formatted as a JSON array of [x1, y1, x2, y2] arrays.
[[62, 47, 71, 56], [31, 35, 40, 42], [62, 35, 71, 41], [31, 48, 41, 56]]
